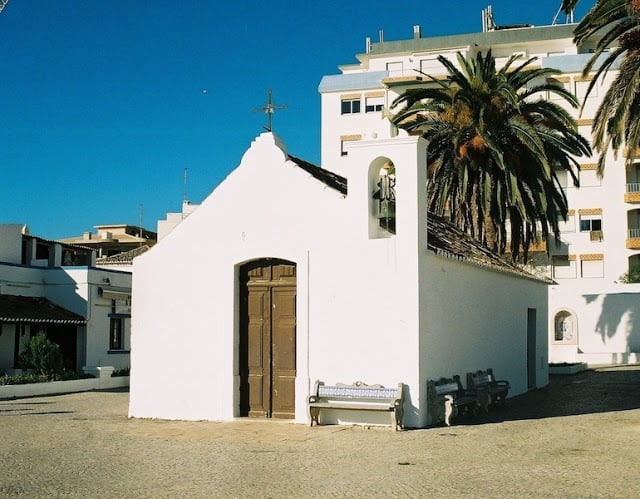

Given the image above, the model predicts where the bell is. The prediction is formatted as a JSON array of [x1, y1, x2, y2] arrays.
[[378, 200, 395, 219]]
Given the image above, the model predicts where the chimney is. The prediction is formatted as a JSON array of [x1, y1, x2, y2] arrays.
[[413, 25, 421, 39]]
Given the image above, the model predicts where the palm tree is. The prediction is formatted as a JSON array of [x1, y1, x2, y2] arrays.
[[561, 0, 640, 173], [391, 50, 591, 261]]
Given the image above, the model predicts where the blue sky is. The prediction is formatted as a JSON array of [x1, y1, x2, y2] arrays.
[[1, 1, 593, 240]]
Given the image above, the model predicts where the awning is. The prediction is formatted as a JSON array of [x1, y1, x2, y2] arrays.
[[98, 287, 131, 300], [0, 295, 86, 325]]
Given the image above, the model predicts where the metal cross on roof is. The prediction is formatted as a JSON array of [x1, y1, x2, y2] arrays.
[[253, 89, 287, 132]]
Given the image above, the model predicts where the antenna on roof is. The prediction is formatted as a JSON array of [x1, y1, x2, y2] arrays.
[[552, 5, 574, 25], [183, 167, 189, 204], [482, 5, 496, 32], [138, 204, 144, 237]]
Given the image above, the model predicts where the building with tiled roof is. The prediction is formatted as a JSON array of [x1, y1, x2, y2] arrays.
[[0, 224, 132, 375], [130, 131, 549, 428], [96, 245, 151, 271]]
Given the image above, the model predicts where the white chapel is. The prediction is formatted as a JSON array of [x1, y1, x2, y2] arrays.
[[128, 129, 549, 428]]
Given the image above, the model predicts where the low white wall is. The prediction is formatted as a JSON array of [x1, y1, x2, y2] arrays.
[[0, 376, 129, 399]]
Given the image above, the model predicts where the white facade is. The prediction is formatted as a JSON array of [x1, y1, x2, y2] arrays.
[[318, 22, 639, 366], [129, 132, 548, 428], [0, 228, 132, 373]]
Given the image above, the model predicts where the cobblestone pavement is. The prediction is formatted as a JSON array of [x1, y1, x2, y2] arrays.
[[1, 366, 640, 498]]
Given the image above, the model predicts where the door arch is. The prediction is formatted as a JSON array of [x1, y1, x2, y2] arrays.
[[238, 258, 296, 419]]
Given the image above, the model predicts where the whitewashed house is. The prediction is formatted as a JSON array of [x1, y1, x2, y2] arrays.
[[129, 132, 549, 428], [0, 224, 132, 373]]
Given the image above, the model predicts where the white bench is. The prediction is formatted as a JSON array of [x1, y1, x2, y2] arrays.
[[308, 380, 404, 430]]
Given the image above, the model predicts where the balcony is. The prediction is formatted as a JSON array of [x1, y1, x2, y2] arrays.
[[590, 230, 603, 242], [625, 183, 640, 203], [381, 75, 424, 86], [627, 228, 640, 249]]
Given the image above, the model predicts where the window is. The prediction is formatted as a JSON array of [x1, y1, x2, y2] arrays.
[[109, 318, 123, 350], [341, 98, 361, 115], [365, 96, 384, 113], [555, 168, 569, 189], [575, 79, 597, 100], [581, 254, 604, 278], [559, 210, 575, 233], [552, 255, 577, 279], [386, 61, 404, 77], [579, 214, 601, 232], [419, 58, 440, 74], [547, 77, 570, 102], [579, 165, 601, 187]]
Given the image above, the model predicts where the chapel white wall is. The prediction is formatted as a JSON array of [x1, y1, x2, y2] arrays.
[[421, 252, 549, 403]]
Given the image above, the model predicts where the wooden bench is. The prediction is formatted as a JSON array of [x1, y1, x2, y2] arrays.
[[466, 368, 510, 407], [308, 380, 404, 430], [427, 375, 482, 426]]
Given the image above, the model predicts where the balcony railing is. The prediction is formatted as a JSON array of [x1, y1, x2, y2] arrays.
[[627, 228, 640, 249], [590, 230, 603, 242], [625, 183, 640, 202]]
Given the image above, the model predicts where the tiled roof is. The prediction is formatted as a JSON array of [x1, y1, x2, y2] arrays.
[[0, 295, 86, 324], [288, 155, 348, 195], [96, 245, 151, 265], [427, 214, 551, 283]]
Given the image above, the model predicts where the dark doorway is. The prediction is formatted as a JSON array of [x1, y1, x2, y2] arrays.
[[239, 259, 296, 419], [47, 325, 78, 371], [527, 308, 537, 390]]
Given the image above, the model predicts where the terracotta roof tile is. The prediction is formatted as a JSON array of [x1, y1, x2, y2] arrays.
[[288, 155, 347, 195], [0, 295, 86, 324], [96, 245, 151, 265], [427, 214, 551, 283]]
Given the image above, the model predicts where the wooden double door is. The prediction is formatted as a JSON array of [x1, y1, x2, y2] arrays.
[[239, 259, 296, 419]]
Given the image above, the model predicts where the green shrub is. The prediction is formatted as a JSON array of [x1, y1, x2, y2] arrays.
[[18, 333, 65, 380], [619, 263, 640, 283], [0, 372, 48, 385]]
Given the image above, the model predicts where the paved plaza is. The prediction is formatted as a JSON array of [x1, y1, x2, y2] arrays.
[[1, 366, 640, 498]]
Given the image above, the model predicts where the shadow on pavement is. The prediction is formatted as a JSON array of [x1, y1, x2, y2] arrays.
[[469, 366, 640, 424]]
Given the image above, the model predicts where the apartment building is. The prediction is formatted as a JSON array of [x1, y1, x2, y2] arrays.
[[318, 18, 640, 365]]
